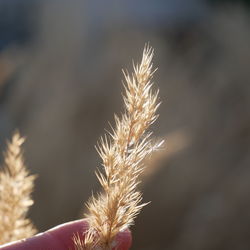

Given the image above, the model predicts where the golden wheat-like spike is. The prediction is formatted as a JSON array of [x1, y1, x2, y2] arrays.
[[0, 131, 37, 244], [83, 45, 161, 249]]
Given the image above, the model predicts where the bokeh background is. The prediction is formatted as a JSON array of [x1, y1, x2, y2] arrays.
[[0, 0, 250, 249]]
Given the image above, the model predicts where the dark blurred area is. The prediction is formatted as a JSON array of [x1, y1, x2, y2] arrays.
[[0, 0, 250, 249], [209, 0, 250, 6]]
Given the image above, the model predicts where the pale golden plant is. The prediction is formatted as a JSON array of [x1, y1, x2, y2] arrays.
[[0, 132, 36, 244], [77, 46, 162, 249]]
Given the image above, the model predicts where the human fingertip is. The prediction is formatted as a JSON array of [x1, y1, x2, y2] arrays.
[[112, 229, 132, 250]]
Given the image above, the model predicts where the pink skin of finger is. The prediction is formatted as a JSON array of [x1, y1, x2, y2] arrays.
[[0, 219, 132, 250]]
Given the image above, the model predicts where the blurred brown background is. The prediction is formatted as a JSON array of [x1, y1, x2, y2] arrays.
[[0, 0, 250, 249]]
